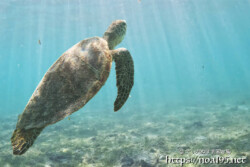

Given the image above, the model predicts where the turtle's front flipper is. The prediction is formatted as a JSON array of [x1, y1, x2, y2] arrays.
[[111, 48, 134, 111], [11, 127, 44, 155]]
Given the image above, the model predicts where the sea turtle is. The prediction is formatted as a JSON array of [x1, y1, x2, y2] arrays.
[[11, 20, 134, 155]]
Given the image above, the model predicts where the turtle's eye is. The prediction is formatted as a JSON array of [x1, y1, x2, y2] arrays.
[[121, 22, 127, 28], [121, 22, 126, 26]]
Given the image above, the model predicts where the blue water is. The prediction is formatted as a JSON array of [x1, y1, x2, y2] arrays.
[[1, 0, 250, 114], [0, 0, 250, 166]]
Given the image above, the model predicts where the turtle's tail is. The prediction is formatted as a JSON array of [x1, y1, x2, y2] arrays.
[[11, 127, 44, 155]]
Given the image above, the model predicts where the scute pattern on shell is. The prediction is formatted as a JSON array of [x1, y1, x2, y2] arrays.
[[16, 37, 111, 130]]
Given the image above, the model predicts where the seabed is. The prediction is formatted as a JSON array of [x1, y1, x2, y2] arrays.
[[0, 100, 249, 167]]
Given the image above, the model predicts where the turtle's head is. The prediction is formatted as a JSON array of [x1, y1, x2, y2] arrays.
[[103, 20, 127, 50]]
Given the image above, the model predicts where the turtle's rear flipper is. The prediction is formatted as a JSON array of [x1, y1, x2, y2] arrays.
[[112, 48, 134, 111], [11, 127, 44, 155]]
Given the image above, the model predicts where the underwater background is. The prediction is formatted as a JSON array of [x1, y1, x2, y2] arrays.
[[0, 0, 250, 166]]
